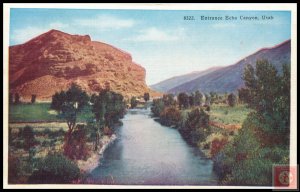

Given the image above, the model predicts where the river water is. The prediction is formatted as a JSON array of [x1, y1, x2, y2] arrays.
[[85, 108, 218, 185]]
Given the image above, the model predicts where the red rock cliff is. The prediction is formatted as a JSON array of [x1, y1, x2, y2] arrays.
[[9, 29, 151, 101]]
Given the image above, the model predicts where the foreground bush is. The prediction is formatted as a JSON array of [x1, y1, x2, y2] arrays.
[[28, 153, 80, 184], [214, 113, 289, 185]]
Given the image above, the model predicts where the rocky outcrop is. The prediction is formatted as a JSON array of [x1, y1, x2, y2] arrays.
[[9, 29, 152, 101]]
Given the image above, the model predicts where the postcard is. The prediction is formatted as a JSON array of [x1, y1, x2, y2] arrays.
[[3, 3, 297, 189]]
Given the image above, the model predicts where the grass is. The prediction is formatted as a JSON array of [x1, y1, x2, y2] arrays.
[[210, 103, 252, 125], [9, 103, 58, 122], [9, 103, 94, 123]]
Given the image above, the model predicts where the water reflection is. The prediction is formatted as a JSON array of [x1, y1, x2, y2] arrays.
[[86, 108, 218, 185]]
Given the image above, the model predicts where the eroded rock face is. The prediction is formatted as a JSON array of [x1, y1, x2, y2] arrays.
[[9, 29, 151, 101]]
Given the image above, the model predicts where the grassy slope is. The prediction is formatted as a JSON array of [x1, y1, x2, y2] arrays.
[[210, 104, 251, 125], [9, 103, 94, 122]]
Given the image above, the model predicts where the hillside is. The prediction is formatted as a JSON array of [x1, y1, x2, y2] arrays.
[[168, 40, 291, 94], [9, 29, 153, 101], [150, 67, 223, 93]]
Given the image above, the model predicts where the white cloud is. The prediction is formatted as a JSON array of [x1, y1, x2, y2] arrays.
[[11, 22, 70, 44], [11, 26, 49, 44], [127, 27, 185, 42], [76, 14, 135, 30], [49, 22, 69, 30]]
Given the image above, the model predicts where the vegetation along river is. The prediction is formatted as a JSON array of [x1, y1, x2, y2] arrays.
[[85, 108, 218, 185]]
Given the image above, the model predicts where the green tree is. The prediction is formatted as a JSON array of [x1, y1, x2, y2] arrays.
[[151, 98, 165, 117], [91, 90, 125, 131], [242, 60, 290, 138], [144, 92, 150, 102], [159, 106, 182, 127], [179, 108, 210, 145], [31, 94, 37, 104], [162, 94, 176, 106], [216, 61, 291, 185], [9, 93, 13, 104], [238, 88, 251, 104], [177, 92, 189, 109], [14, 93, 20, 104], [189, 93, 195, 107], [210, 91, 218, 104], [194, 91, 203, 106], [50, 83, 89, 158], [227, 93, 237, 107], [23, 126, 35, 150], [130, 96, 138, 109]]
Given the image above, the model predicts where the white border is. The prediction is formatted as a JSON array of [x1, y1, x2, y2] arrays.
[[3, 3, 297, 189]]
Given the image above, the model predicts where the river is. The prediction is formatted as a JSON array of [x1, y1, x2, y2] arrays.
[[85, 108, 218, 185]]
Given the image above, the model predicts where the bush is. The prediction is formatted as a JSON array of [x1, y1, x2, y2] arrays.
[[215, 113, 289, 185], [179, 108, 210, 145], [227, 93, 237, 107], [64, 124, 89, 160], [31, 95, 37, 103], [210, 138, 228, 158], [151, 99, 165, 117], [159, 106, 182, 127], [8, 155, 21, 184], [23, 126, 36, 150], [28, 153, 80, 184]]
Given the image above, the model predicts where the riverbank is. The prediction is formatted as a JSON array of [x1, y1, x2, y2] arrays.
[[76, 134, 117, 174]]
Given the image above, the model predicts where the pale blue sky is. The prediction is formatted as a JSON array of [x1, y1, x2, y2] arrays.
[[10, 9, 291, 85]]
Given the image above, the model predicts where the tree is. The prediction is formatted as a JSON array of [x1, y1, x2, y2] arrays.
[[227, 93, 237, 107], [179, 108, 210, 145], [151, 98, 165, 117], [189, 93, 195, 107], [162, 94, 176, 106], [159, 106, 182, 127], [31, 94, 37, 104], [91, 90, 126, 132], [14, 93, 20, 104], [23, 126, 35, 150], [242, 60, 289, 136], [130, 96, 138, 109], [50, 83, 89, 158], [210, 91, 218, 104], [204, 93, 211, 106], [9, 93, 13, 104], [177, 92, 189, 109], [238, 88, 251, 104], [144, 92, 150, 102], [194, 91, 203, 106]]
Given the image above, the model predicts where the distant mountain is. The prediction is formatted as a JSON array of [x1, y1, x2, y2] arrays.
[[150, 67, 223, 92], [168, 40, 291, 94], [9, 29, 155, 101]]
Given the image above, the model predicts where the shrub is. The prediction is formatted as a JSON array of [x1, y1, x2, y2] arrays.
[[130, 96, 138, 108], [227, 93, 237, 107], [23, 126, 36, 150], [28, 153, 80, 184], [14, 93, 21, 104], [64, 124, 89, 160], [31, 95, 37, 103], [215, 113, 289, 185], [210, 138, 228, 158], [8, 155, 21, 184], [151, 99, 165, 117], [159, 106, 182, 127], [179, 108, 210, 145]]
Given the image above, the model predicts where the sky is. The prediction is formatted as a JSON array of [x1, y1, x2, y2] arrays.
[[9, 9, 291, 85]]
